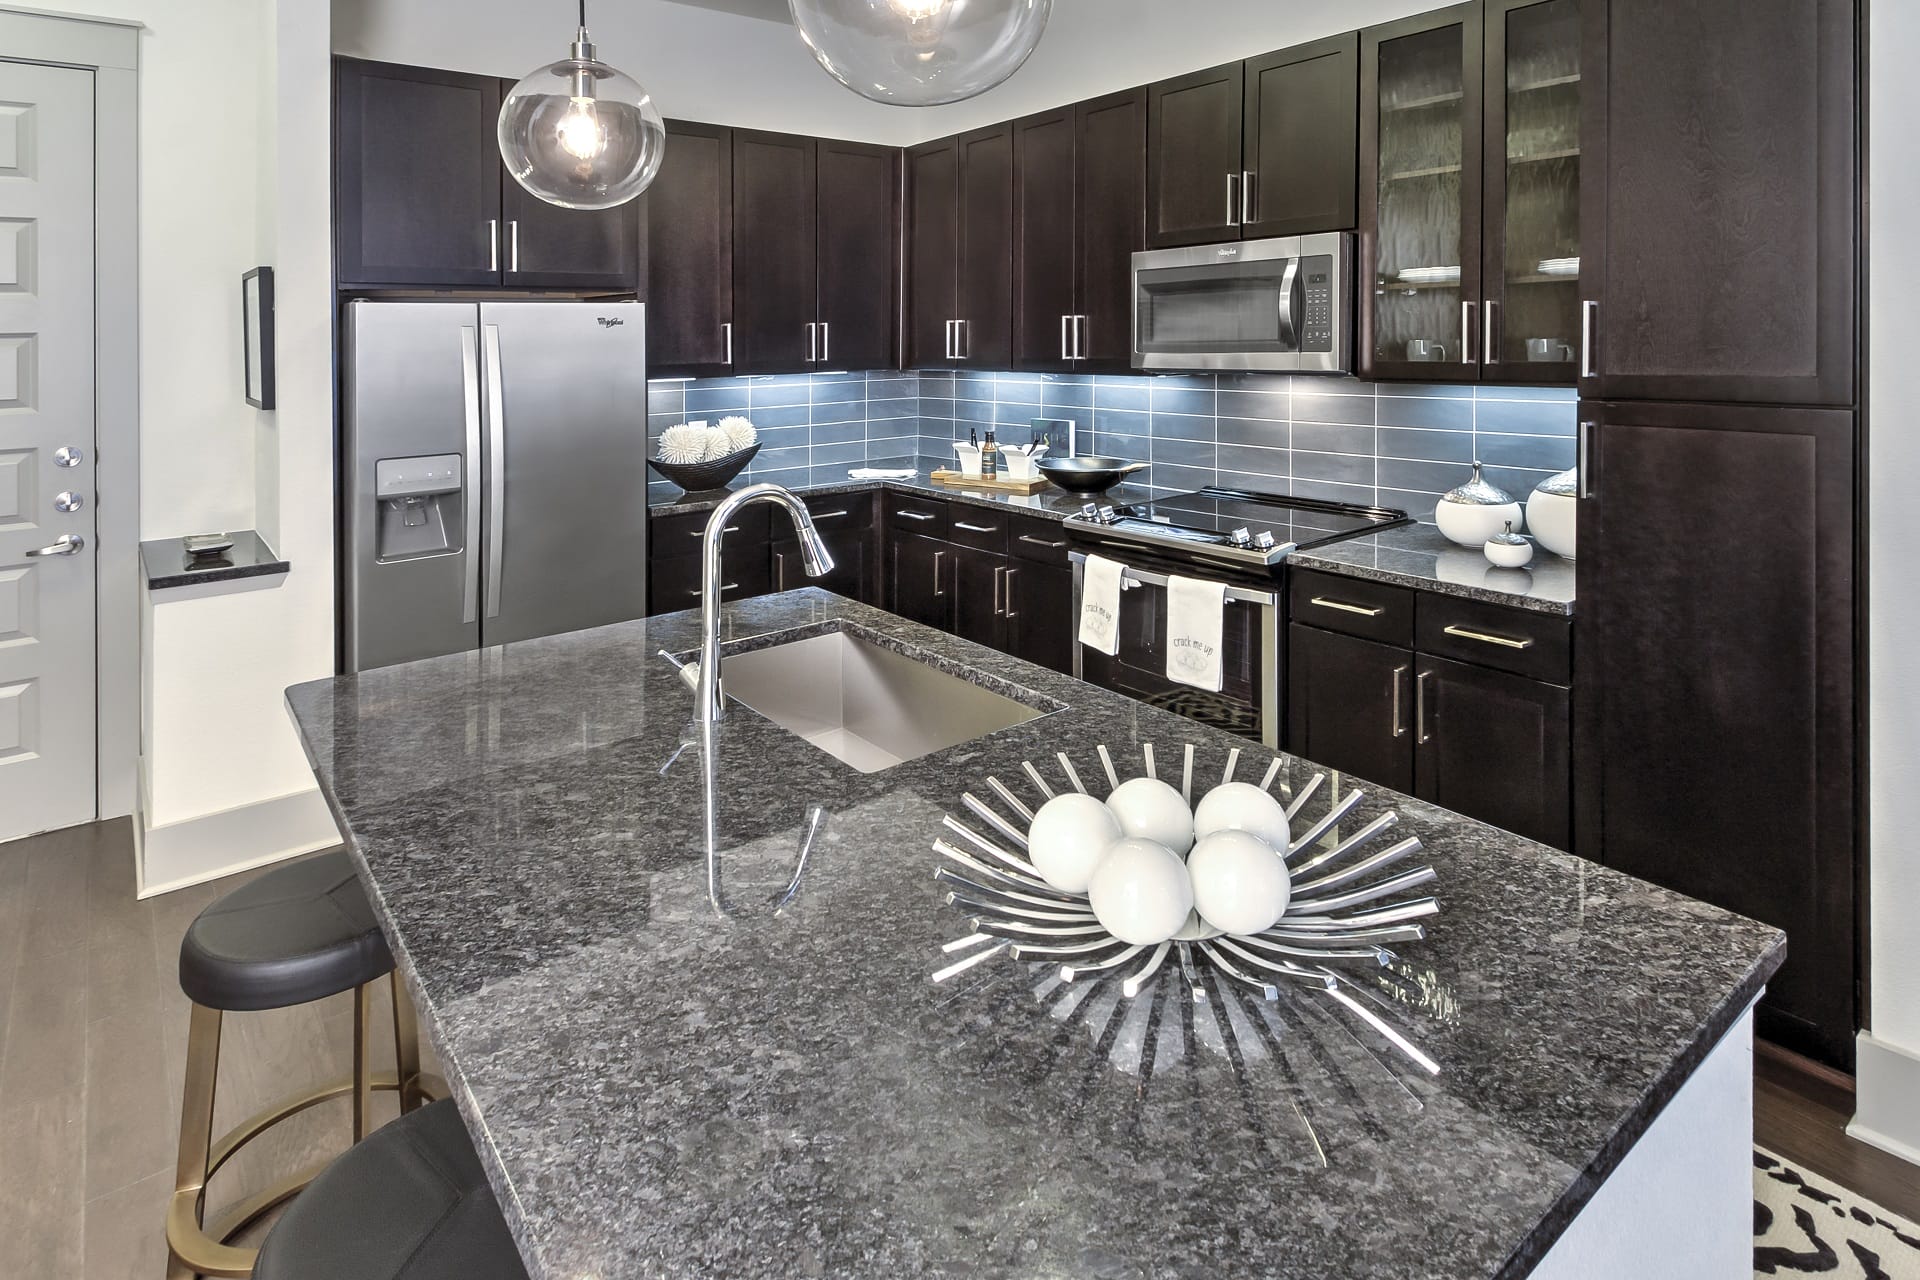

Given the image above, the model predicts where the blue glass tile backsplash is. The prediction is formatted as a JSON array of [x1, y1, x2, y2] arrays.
[[647, 369, 1577, 521]]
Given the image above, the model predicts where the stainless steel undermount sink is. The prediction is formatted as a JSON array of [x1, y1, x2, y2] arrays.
[[718, 628, 1058, 773]]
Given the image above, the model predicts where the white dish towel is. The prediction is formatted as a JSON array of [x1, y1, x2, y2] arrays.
[[1166, 575, 1228, 692], [1078, 555, 1124, 657]]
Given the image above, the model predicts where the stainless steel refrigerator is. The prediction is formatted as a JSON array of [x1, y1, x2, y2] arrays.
[[341, 300, 649, 672]]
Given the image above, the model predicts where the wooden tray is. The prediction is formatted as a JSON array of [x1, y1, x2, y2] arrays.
[[929, 469, 1051, 495]]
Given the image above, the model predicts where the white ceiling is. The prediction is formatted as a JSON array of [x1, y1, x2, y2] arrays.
[[659, 0, 792, 23]]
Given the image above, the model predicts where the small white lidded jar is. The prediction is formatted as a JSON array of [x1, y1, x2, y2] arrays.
[[1484, 520, 1535, 568]]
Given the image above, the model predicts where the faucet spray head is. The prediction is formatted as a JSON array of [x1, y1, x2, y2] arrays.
[[797, 524, 836, 579]]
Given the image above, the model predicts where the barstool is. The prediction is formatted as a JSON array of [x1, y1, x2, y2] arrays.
[[166, 849, 436, 1280], [253, 1098, 530, 1280]]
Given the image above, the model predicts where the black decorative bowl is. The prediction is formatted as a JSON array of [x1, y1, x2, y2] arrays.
[[1035, 456, 1149, 493], [649, 444, 760, 493]]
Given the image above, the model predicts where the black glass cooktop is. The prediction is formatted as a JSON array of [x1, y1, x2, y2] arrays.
[[1067, 486, 1410, 568]]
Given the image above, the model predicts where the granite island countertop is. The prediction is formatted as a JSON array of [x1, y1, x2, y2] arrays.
[[652, 475, 1574, 615], [288, 591, 1769, 1280]]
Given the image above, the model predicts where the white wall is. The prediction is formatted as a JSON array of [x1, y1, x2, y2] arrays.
[[1856, 0, 1920, 1166], [331, 0, 1441, 146]]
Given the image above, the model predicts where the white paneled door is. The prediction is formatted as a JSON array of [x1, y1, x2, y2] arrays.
[[0, 61, 96, 841]]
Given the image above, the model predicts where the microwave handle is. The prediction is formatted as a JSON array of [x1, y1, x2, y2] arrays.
[[1277, 258, 1300, 350]]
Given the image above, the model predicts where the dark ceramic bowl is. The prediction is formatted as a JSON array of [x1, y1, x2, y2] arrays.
[[1035, 456, 1149, 493], [649, 444, 760, 493]]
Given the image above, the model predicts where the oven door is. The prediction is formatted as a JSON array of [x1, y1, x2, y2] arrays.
[[1132, 234, 1350, 374], [1071, 554, 1281, 748]]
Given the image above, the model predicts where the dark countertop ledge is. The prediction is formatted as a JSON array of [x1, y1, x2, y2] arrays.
[[287, 590, 1772, 1280], [141, 529, 290, 591], [651, 475, 1575, 616]]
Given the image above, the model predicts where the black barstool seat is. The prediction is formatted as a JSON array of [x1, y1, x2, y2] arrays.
[[254, 1100, 529, 1280], [179, 850, 394, 1011]]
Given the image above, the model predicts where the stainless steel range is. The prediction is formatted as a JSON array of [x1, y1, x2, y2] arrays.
[[1065, 487, 1410, 747]]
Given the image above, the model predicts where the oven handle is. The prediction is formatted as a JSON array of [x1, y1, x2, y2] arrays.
[[1069, 552, 1278, 608]]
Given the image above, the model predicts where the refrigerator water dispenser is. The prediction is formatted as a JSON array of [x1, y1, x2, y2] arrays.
[[374, 454, 463, 561]]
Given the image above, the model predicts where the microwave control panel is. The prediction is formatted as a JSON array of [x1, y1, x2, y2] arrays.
[[1300, 255, 1335, 353]]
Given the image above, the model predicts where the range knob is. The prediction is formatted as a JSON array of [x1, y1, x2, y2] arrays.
[[1253, 531, 1277, 551], [1097, 505, 1120, 524], [1229, 526, 1254, 548], [1080, 502, 1103, 522]]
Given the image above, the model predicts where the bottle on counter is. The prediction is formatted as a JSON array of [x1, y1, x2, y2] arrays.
[[982, 428, 999, 479]]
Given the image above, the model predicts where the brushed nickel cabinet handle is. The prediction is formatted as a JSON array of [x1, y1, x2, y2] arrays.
[[1226, 173, 1241, 227], [1482, 299, 1498, 366], [509, 220, 520, 272], [954, 521, 998, 533], [1578, 420, 1594, 500], [690, 583, 741, 596], [691, 524, 745, 538], [775, 552, 786, 591], [811, 509, 851, 520], [1391, 664, 1409, 738], [723, 322, 734, 365], [933, 550, 946, 596], [1442, 624, 1534, 651], [1581, 300, 1598, 377], [1461, 301, 1477, 364], [1018, 535, 1068, 549], [1004, 566, 1019, 618], [820, 322, 829, 363], [896, 510, 936, 522], [1311, 596, 1384, 618], [1062, 314, 1072, 361], [992, 565, 1003, 616], [1241, 169, 1257, 225], [487, 219, 498, 272], [1416, 670, 1433, 745]]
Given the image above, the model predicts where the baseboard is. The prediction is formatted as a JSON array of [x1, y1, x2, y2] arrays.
[[1847, 1032, 1920, 1167], [137, 786, 342, 898]]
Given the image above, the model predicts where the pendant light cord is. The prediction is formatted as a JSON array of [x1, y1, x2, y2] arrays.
[[579, 0, 587, 28]]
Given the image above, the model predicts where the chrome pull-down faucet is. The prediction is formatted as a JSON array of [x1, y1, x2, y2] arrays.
[[694, 484, 835, 724]]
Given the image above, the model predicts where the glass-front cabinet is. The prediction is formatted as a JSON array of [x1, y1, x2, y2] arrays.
[[1360, 0, 1579, 383]]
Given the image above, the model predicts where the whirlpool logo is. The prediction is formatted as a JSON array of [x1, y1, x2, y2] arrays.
[[596, 316, 626, 328]]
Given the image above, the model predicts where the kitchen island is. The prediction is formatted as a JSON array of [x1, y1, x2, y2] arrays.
[[286, 589, 1777, 1279]]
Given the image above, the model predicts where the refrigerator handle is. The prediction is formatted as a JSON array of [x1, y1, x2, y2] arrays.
[[459, 325, 484, 625], [482, 324, 507, 620]]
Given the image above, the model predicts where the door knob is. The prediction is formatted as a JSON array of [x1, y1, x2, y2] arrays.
[[54, 491, 83, 512], [54, 446, 83, 467], [25, 533, 84, 557]]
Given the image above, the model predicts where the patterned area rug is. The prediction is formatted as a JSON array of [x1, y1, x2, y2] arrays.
[[1756, 1148, 1920, 1278]]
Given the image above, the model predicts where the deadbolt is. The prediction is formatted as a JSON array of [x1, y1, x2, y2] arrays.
[[54, 491, 83, 513], [54, 446, 83, 468]]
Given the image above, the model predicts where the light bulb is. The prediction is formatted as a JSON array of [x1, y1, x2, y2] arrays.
[[556, 99, 607, 161], [887, 0, 950, 18]]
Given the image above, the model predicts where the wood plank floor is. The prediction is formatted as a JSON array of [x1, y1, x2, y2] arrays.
[[0, 819, 417, 1278], [1, 818, 1914, 1275]]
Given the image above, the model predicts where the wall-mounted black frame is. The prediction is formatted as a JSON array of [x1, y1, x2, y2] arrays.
[[243, 265, 275, 410]]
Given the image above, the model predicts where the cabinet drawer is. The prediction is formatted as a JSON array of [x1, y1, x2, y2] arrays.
[[947, 506, 1008, 552], [1417, 594, 1570, 684], [648, 550, 771, 613], [1288, 569, 1414, 646], [885, 491, 949, 538], [804, 492, 875, 532], [652, 504, 773, 550], [1008, 516, 1073, 566]]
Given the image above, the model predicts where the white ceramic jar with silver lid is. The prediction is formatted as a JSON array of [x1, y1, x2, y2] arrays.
[[1436, 462, 1523, 548], [1527, 468, 1577, 560]]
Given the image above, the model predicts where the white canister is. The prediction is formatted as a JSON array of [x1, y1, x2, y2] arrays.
[[1527, 469, 1578, 560], [1484, 522, 1535, 568], [954, 443, 983, 477], [1435, 462, 1523, 548]]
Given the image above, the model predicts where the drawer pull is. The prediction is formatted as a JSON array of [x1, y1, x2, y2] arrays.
[[811, 509, 852, 520], [1019, 535, 1069, 549], [691, 524, 744, 538], [1442, 624, 1534, 651], [896, 510, 937, 522], [1391, 665, 1409, 738], [1416, 671, 1433, 744], [1311, 596, 1385, 618], [690, 583, 741, 596], [954, 521, 999, 534]]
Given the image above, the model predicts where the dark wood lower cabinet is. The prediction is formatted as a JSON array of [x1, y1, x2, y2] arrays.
[[1414, 654, 1570, 849], [951, 545, 1007, 647], [1578, 398, 1857, 1067], [1004, 561, 1074, 673], [772, 530, 872, 604], [887, 533, 953, 631], [1287, 623, 1415, 794]]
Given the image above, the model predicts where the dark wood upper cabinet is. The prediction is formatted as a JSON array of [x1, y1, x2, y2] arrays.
[[957, 124, 1015, 368], [1242, 34, 1360, 238], [1577, 399, 1856, 1066], [1580, 0, 1855, 405], [816, 139, 900, 371], [645, 121, 734, 372], [1413, 653, 1570, 849], [499, 179, 641, 291], [1146, 62, 1245, 248], [1074, 88, 1148, 369], [1359, 4, 1485, 382], [731, 130, 818, 372], [1012, 107, 1078, 371], [336, 59, 503, 287], [906, 137, 961, 368]]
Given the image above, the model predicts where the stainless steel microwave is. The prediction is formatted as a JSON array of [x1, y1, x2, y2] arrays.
[[1132, 233, 1354, 374]]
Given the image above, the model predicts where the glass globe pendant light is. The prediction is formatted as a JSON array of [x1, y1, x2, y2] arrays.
[[498, 0, 667, 210], [788, 0, 1054, 107]]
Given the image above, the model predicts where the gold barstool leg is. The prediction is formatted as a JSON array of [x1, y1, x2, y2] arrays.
[[166, 1002, 257, 1279], [389, 971, 424, 1114], [352, 981, 374, 1141]]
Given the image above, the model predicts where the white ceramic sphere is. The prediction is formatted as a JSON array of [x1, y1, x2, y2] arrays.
[[1483, 536, 1535, 569], [1192, 782, 1291, 851], [1187, 830, 1292, 936], [1527, 486, 1577, 560], [1087, 838, 1195, 946], [1106, 777, 1195, 855], [1435, 499, 1524, 548], [1026, 793, 1123, 893]]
